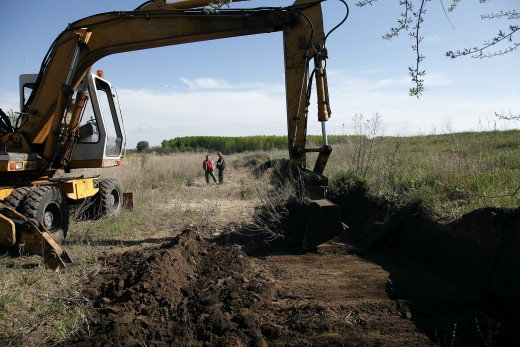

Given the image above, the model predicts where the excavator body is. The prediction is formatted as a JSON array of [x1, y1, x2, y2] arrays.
[[0, 0, 346, 269]]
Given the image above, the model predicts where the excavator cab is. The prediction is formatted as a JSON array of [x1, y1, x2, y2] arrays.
[[68, 72, 126, 169], [20, 72, 126, 170]]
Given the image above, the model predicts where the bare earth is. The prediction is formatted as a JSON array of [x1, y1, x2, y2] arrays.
[[66, 165, 520, 346]]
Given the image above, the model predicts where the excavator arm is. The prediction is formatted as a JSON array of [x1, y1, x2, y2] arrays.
[[0, 0, 345, 268], [16, 0, 333, 174]]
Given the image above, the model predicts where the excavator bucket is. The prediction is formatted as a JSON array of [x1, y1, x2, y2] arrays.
[[299, 169, 347, 249], [0, 204, 72, 271], [303, 198, 345, 249]]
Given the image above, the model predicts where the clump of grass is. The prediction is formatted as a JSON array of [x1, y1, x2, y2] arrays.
[[327, 115, 520, 222], [248, 181, 295, 241], [0, 260, 91, 346]]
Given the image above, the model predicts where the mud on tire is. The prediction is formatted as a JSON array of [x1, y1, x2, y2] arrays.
[[20, 186, 69, 244]]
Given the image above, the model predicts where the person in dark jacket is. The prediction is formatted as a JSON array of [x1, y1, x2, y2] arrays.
[[216, 152, 226, 184], [202, 155, 218, 184]]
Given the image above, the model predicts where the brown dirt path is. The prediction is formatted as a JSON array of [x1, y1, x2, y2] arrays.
[[264, 244, 436, 346]]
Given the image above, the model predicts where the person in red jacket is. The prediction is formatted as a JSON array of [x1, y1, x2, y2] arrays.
[[202, 155, 218, 184]]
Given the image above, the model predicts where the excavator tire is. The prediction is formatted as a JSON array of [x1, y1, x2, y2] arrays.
[[3, 186, 33, 210], [20, 186, 69, 244], [95, 178, 123, 218]]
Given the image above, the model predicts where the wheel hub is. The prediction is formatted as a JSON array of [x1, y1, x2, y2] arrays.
[[43, 211, 54, 228]]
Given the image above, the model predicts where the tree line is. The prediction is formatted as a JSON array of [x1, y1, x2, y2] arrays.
[[161, 135, 287, 153], [134, 135, 352, 154]]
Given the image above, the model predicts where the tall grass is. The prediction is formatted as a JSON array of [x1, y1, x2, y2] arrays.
[[326, 116, 520, 221]]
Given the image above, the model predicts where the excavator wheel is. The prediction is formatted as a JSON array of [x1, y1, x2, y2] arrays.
[[3, 187, 33, 211], [94, 178, 123, 218], [20, 186, 69, 244]]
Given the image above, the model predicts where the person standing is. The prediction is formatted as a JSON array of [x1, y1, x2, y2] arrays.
[[202, 155, 218, 184], [216, 152, 226, 184]]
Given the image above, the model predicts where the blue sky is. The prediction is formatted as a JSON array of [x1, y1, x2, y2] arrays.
[[0, 0, 518, 148]]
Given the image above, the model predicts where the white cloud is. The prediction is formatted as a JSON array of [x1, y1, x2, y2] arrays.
[[178, 77, 284, 93], [118, 87, 288, 147], [329, 69, 459, 93], [424, 72, 459, 86], [328, 86, 520, 137], [424, 35, 442, 43], [357, 69, 384, 75], [370, 76, 410, 89], [115, 69, 520, 149], [0, 92, 20, 112], [179, 77, 230, 90]]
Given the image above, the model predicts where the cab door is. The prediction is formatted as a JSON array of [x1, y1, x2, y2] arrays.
[[69, 73, 126, 169]]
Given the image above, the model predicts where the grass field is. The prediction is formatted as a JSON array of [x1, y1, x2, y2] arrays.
[[1, 129, 519, 345], [326, 129, 520, 221]]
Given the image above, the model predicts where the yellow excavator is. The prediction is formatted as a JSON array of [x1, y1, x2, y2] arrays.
[[0, 0, 346, 270]]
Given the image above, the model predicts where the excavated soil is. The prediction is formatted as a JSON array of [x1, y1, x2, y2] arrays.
[[68, 231, 433, 346], [66, 164, 520, 346]]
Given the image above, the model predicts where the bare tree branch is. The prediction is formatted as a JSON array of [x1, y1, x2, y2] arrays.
[[446, 25, 520, 59], [495, 110, 520, 121], [356, 0, 519, 96]]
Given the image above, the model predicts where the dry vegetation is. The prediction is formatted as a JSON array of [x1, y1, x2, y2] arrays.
[[0, 150, 283, 345], [325, 128, 519, 222], [0, 128, 519, 345]]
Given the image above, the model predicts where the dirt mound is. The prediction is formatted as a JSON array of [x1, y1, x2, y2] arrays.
[[67, 231, 438, 347], [232, 153, 272, 170], [251, 158, 292, 183], [68, 230, 278, 346]]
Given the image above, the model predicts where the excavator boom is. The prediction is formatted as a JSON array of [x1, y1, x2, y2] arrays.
[[1, 0, 346, 269], [19, 0, 329, 168]]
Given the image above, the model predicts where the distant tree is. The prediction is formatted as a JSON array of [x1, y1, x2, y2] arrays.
[[204, 0, 232, 13], [495, 110, 520, 122], [0, 109, 20, 128], [356, 0, 519, 97], [136, 141, 150, 153], [5, 109, 19, 126]]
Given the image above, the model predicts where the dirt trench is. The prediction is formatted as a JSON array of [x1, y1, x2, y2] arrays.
[[65, 168, 520, 346], [333, 186, 520, 328]]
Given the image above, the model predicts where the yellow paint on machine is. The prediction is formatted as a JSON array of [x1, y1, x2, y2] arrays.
[[0, 213, 16, 246], [0, 188, 14, 200], [56, 178, 99, 200]]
